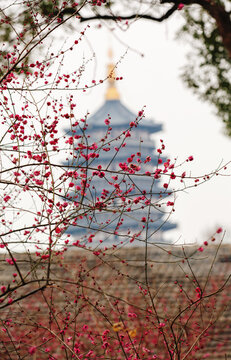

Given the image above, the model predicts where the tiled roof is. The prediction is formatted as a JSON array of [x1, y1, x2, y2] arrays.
[[0, 244, 230, 359]]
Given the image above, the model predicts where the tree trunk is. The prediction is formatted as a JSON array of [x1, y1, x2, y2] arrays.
[[198, 0, 231, 58]]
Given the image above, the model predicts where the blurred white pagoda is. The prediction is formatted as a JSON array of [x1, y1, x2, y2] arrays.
[[64, 50, 176, 245]]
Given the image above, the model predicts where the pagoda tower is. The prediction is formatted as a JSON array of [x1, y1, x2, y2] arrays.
[[65, 52, 176, 246]]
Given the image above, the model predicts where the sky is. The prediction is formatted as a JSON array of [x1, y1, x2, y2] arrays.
[[57, 11, 231, 245]]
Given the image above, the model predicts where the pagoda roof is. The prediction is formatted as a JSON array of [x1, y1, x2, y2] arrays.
[[67, 218, 176, 236], [88, 99, 162, 133]]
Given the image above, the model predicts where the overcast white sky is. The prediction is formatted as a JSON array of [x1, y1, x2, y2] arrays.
[[60, 12, 231, 245]]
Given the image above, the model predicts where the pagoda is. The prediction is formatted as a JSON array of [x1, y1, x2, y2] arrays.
[[65, 52, 176, 246]]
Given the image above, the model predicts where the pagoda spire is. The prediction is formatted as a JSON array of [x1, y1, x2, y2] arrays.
[[105, 48, 120, 100]]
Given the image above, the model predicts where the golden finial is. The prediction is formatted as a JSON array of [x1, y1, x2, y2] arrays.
[[108, 48, 113, 59], [105, 48, 120, 100]]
